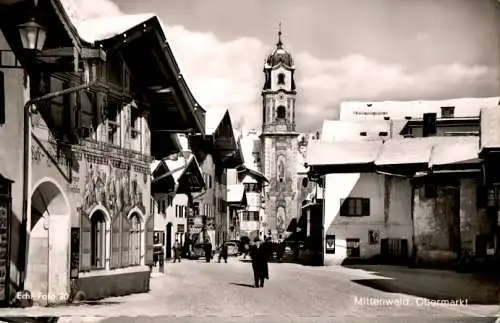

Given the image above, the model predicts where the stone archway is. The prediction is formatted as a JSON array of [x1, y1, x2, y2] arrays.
[[27, 178, 70, 306]]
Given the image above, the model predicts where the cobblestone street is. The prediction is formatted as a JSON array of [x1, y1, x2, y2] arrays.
[[0, 257, 497, 322]]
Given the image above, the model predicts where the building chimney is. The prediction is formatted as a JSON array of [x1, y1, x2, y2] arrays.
[[423, 113, 437, 137]]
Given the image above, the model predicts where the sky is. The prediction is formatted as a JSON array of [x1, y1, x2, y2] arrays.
[[66, 0, 500, 132]]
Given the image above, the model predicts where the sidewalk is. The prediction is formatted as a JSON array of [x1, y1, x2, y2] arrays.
[[344, 264, 499, 305]]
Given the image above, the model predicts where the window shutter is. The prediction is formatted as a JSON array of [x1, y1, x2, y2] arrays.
[[80, 212, 92, 270], [121, 215, 130, 267], [340, 198, 347, 216], [362, 199, 370, 216], [145, 215, 154, 266], [0, 72, 4, 125], [110, 215, 121, 269]]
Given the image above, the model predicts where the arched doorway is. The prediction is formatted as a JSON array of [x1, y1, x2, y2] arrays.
[[27, 179, 70, 306], [90, 211, 106, 269], [129, 213, 142, 266], [166, 223, 173, 258]]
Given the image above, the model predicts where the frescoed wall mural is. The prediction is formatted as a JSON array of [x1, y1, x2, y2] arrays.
[[81, 157, 146, 217]]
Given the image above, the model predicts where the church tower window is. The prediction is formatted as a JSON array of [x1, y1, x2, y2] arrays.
[[277, 106, 286, 119], [277, 73, 285, 85]]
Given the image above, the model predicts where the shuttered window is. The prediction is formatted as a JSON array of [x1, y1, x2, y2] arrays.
[[340, 198, 370, 216], [130, 214, 141, 265], [80, 212, 92, 271], [145, 215, 154, 266], [90, 211, 106, 269], [121, 214, 130, 267], [110, 214, 121, 269]]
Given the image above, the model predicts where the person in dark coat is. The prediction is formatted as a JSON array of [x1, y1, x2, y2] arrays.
[[205, 242, 213, 263], [218, 243, 228, 263], [250, 237, 270, 288], [173, 239, 182, 263]]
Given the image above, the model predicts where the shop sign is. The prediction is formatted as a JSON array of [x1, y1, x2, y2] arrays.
[[325, 234, 335, 254]]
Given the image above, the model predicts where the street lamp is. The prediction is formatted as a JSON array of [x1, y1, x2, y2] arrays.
[[17, 19, 47, 52]]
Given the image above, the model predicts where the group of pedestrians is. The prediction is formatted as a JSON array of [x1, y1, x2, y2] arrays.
[[171, 236, 273, 289]]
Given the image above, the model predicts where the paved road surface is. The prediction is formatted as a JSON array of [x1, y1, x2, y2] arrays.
[[0, 257, 497, 322]]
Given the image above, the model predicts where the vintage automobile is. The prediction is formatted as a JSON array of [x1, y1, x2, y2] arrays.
[[223, 241, 240, 256], [192, 243, 214, 259]]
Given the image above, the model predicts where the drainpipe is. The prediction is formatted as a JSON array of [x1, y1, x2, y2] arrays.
[[20, 81, 97, 290]]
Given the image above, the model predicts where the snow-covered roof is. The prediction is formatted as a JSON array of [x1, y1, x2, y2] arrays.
[[239, 133, 262, 171], [340, 97, 499, 121], [176, 133, 190, 151], [164, 154, 199, 184], [321, 120, 390, 142], [73, 13, 160, 44], [58, 0, 168, 44], [429, 137, 479, 167], [308, 136, 480, 169], [306, 140, 383, 166], [205, 108, 228, 135], [227, 184, 246, 203], [150, 160, 162, 174], [480, 107, 500, 151], [375, 137, 469, 166]]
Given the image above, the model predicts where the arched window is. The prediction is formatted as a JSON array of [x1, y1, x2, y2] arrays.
[[277, 73, 285, 85], [277, 106, 286, 119], [129, 214, 142, 266], [91, 211, 106, 269]]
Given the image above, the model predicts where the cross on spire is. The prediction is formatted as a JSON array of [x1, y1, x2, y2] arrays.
[[277, 22, 283, 47]]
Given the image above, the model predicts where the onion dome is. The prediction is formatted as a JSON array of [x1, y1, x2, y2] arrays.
[[265, 24, 294, 68]]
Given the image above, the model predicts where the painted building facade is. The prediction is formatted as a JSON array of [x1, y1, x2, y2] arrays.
[[189, 109, 242, 248], [0, 0, 204, 305], [151, 144, 204, 260]]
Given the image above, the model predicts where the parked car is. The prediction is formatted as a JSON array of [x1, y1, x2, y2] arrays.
[[223, 241, 239, 256], [192, 243, 207, 258]]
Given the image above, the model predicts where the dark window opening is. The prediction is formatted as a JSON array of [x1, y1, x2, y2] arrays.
[[346, 238, 360, 257], [340, 198, 370, 216], [441, 106, 455, 118], [106, 101, 120, 145], [302, 177, 309, 188], [277, 73, 285, 85], [475, 234, 495, 256], [360, 132, 367, 136], [107, 55, 123, 87], [91, 212, 106, 269], [242, 211, 259, 222], [130, 106, 140, 139], [379, 131, 388, 137], [277, 106, 286, 119]]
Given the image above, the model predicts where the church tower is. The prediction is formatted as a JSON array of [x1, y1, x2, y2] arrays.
[[260, 25, 300, 240]]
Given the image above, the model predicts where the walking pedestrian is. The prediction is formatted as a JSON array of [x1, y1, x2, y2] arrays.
[[243, 242, 250, 259], [218, 243, 228, 263], [250, 237, 270, 288], [204, 241, 213, 263], [173, 239, 182, 263]]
